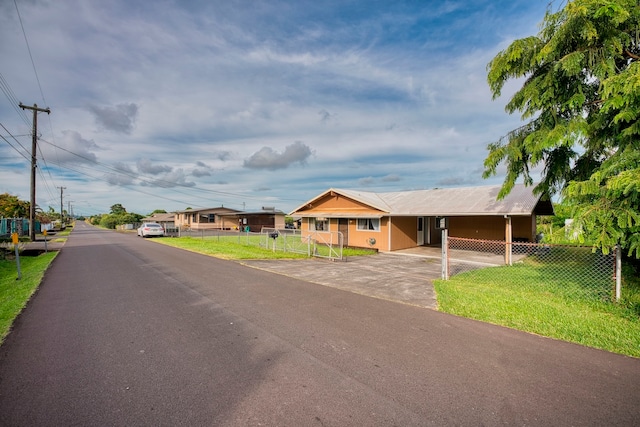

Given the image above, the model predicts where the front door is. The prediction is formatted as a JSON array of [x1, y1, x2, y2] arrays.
[[417, 217, 425, 246], [338, 218, 349, 246]]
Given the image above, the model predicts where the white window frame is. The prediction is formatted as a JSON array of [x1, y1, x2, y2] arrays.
[[356, 218, 380, 231], [312, 217, 329, 232]]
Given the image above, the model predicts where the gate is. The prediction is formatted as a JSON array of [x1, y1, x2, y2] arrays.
[[261, 228, 344, 260]]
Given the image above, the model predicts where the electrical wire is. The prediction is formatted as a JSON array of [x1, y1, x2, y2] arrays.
[[0, 73, 30, 126], [0, 122, 30, 160], [13, 0, 47, 107]]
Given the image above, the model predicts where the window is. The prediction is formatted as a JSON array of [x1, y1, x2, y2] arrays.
[[208, 214, 216, 223], [313, 218, 329, 231], [357, 218, 380, 231]]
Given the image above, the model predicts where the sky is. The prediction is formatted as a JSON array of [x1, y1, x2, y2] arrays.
[[0, 0, 553, 217]]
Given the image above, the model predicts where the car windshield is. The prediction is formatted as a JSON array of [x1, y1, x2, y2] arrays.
[[146, 224, 161, 228]]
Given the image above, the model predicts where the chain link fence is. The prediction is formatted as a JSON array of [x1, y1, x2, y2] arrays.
[[444, 237, 620, 302], [168, 227, 344, 260]]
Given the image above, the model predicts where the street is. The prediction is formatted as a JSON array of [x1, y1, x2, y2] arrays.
[[1, 222, 639, 426]]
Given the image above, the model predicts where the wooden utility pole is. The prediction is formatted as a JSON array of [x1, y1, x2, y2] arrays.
[[57, 186, 66, 227], [19, 103, 51, 241]]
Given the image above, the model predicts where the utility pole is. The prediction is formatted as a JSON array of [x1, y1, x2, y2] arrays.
[[57, 186, 66, 227], [19, 103, 51, 241]]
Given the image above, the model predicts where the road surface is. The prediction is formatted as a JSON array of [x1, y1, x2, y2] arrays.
[[0, 222, 639, 426]]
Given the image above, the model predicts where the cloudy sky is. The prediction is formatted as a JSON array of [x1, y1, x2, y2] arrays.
[[0, 0, 551, 216]]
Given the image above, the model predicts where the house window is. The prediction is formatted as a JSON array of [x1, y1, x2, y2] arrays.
[[313, 218, 329, 231], [357, 218, 380, 231], [209, 214, 216, 222]]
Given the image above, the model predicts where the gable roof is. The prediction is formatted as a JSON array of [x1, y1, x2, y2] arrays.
[[291, 184, 553, 217], [141, 213, 175, 222], [173, 206, 240, 214]]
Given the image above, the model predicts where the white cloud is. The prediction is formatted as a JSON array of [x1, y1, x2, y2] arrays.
[[244, 141, 314, 171]]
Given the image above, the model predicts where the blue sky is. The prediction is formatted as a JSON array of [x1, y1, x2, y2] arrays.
[[0, 0, 551, 216]]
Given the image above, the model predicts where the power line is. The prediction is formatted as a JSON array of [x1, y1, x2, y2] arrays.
[[14, 0, 47, 107], [0, 122, 30, 161], [0, 73, 30, 126]]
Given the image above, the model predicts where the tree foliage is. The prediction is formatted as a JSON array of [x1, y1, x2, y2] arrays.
[[0, 193, 29, 218], [485, 0, 640, 257]]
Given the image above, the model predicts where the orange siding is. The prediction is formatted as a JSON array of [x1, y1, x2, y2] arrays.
[[389, 217, 417, 250], [450, 216, 505, 240], [296, 193, 383, 217], [347, 217, 388, 250], [450, 216, 535, 242]]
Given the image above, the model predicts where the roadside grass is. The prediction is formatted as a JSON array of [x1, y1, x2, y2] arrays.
[[434, 263, 640, 358], [154, 235, 376, 259], [0, 252, 58, 344]]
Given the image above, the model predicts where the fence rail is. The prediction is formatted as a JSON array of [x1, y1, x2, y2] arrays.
[[444, 236, 620, 302]]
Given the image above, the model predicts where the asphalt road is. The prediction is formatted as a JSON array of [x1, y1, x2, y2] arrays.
[[0, 222, 639, 426]]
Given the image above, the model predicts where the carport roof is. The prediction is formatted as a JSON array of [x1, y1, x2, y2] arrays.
[[291, 184, 554, 217]]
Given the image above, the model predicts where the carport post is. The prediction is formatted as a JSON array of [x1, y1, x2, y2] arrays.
[[441, 229, 448, 280]]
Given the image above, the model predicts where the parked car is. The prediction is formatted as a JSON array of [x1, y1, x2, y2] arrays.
[[137, 222, 165, 237]]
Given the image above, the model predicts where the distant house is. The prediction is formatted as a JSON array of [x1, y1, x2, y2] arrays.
[[173, 207, 240, 230], [141, 213, 175, 230], [289, 184, 554, 252], [226, 207, 286, 232]]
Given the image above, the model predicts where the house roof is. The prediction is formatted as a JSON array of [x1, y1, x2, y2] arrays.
[[173, 206, 240, 214], [141, 213, 175, 222], [290, 184, 554, 217]]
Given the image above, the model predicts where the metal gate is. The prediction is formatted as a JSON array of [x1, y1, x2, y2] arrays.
[[261, 228, 344, 260]]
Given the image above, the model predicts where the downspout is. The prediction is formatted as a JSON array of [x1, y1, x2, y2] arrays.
[[388, 216, 392, 252]]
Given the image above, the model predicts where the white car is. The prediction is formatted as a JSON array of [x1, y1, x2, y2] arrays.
[[137, 222, 165, 237]]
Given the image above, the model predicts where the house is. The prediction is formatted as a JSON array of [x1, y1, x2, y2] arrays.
[[140, 213, 175, 230], [173, 207, 240, 230], [224, 206, 286, 232], [289, 184, 554, 252]]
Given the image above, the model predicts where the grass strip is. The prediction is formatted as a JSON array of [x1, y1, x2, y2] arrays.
[[0, 252, 58, 344], [434, 264, 640, 358]]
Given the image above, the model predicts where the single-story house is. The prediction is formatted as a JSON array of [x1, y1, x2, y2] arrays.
[[222, 207, 286, 232], [289, 184, 554, 252], [141, 213, 175, 230], [173, 207, 240, 230]]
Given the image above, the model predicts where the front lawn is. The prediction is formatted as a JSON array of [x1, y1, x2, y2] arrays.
[[154, 236, 376, 260]]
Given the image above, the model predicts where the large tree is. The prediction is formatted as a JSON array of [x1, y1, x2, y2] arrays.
[[485, 0, 640, 257]]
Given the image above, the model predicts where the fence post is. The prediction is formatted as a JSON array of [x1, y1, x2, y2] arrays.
[[441, 229, 449, 280], [616, 245, 622, 302]]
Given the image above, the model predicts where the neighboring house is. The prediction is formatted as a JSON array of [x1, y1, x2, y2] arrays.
[[141, 213, 175, 230], [173, 207, 240, 230], [289, 184, 554, 252], [226, 207, 286, 232]]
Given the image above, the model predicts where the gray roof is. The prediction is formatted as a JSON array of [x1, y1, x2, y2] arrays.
[[142, 213, 175, 222], [291, 184, 552, 217], [173, 206, 239, 214]]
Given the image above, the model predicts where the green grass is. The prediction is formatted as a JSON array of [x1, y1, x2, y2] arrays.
[[435, 263, 640, 358], [154, 236, 376, 259], [0, 252, 58, 344]]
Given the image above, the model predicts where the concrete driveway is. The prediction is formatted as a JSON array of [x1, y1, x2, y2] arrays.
[[242, 252, 441, 309]]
